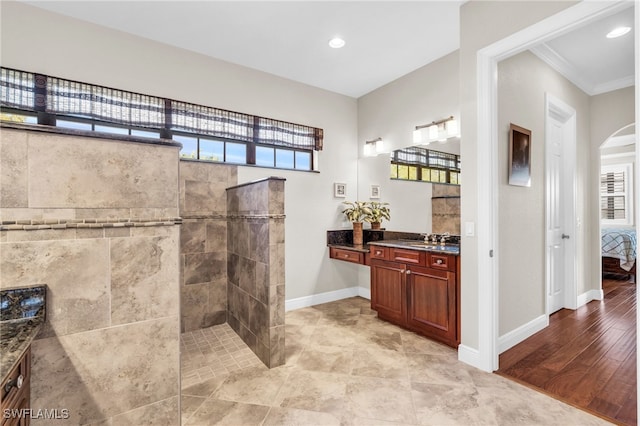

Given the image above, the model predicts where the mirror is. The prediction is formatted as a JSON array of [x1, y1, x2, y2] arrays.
[[357, 137, 461, 235]]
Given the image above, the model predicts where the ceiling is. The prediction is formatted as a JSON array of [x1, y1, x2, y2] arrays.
[[21, 1, 463, 98], [531, 4, 635, 96], [21, 1, 635, 99]]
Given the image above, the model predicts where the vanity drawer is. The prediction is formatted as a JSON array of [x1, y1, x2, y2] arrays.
[[330, 247, 364, 264], [369, 246, 389, 260], [428, 253, 455, 271], [391, 248, 425, 265]]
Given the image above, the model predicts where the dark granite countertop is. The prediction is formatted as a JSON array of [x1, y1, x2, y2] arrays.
[[1, 285, 46, 380], [327, 243, 371, 253], [369, 239, 460, 255]]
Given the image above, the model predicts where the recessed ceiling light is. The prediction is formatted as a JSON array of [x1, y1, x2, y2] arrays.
[[328, 37, 346, 49], [606, 26, 631, 39]]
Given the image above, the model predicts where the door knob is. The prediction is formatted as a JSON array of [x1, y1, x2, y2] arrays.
[[562, 234, 570, 239]]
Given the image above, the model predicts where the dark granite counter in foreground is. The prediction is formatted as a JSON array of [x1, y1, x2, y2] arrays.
[[1, 285, 46, 380], [327, 229, 460, 255], [368, 239, 460, 255]]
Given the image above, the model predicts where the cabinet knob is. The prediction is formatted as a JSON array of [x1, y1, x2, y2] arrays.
[[436, 259, 443, 265], [376, 250, 382, 255], [5, 374, 23, 392], [406, 270, 411, 275], [343, 254, 349, 258]]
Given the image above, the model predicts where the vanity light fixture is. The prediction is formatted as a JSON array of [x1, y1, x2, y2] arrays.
[[606, 26, 631, 39], [413, 116, 460, 145], [329, 37, 346, 48], [364, 137, 384, 157]]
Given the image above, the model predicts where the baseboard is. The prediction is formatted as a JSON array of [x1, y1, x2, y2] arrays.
[[498, 314, 548, 354], [285, 287, 360, 311], [577, 289, 604, 308], [457, 345, 492, 372], [357, 286, 371, 300]]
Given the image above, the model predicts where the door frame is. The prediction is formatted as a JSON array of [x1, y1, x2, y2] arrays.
[[545, 94, 577, 314], [473, 1, 631, 372]]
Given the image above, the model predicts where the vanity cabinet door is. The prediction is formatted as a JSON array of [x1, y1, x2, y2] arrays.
[[406, 265, 457, 346], [370, 260, 406, 325]]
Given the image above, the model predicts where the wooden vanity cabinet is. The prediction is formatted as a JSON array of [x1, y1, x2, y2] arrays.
[[406, 265, 457, 345], [370, 260, 406, 324], [1, 347, 31, 426], [370, 246, 459, 347]]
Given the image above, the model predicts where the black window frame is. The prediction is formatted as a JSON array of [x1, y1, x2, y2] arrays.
[[0, 67, 321, 172]]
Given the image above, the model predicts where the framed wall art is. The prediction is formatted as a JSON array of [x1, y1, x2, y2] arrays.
[[508, 123, 532, 187]]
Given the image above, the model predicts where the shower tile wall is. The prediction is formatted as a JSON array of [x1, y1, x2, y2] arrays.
[[179, 161, 238, 332], [0, 127, 181, 425], [431, 183, 461, 235], [226, 178, 286, 368]]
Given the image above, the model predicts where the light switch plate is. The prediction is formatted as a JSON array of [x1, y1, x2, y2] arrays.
[[465, 221, 475, 237]]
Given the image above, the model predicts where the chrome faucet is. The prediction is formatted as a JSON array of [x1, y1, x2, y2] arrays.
[[440, 232, 450, 245]]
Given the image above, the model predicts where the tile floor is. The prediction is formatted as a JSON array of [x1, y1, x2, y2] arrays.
[[181, 297, 611, 425]]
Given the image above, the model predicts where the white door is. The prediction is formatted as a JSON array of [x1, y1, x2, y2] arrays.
[[547, 115, 565, 314], [545, 94, 577, 315]]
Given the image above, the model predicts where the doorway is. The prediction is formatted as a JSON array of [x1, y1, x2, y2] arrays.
[[472, 0, 636, 374], [545, 94, 577, 315]]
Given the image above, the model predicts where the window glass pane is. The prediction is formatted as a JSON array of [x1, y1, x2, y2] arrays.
[[0, 112, 36, 124], [276, 149, 294, 169], [295, 151, 311, 170], [390, 164, 398, 179], [226, 142, 247, 164], [398, 165, 409, 180], [408, 166, 418, 180], [256, 146, 275, 167], [421, 168, 431, 182], [200, 139, 224, 161], [95, 124, 129, 135], [131, 129, 159, 138], [57, 119, 92, 131], [450, 172, 459, 185], [174, 134, 198, 159]]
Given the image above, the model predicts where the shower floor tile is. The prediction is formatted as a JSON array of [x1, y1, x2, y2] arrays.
[[181, 323, 263, 389]]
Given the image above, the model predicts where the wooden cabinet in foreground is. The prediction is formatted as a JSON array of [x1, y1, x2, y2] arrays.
[[1, 347, 31, 426], [370, 246, 460, 347]]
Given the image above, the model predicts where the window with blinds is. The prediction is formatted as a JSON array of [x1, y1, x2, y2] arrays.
[[0, 67, 323, 171], [600, 163, 634, 225], [390, 146, 460, 185]]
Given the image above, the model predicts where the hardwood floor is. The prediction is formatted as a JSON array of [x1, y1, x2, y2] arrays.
[[498, 277, 636, 425]]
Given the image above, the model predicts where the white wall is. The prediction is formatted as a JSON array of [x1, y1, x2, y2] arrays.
[[0, 2, 360, 301], [357, 51, 460, 232], [497, 51, 592, 336], [459, 0, 576, 352], [356, 51, 460, 291]]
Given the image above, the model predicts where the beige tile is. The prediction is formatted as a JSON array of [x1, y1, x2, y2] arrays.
[[184, 180, 227, 214], [275, 370, 349, 415], [5, 228, 77, 242], [345, 376, 417, 424], [400, 329, 457, 357], [27, 133, 177, 209], [0, 129, 28, 208], [182, 376, 227, 398], [263, 407, 341, 426], [351, 347, 409, 380], [0, 239, 110, 335], [405, 353, 474, 386], [212, 365, 289, 406], [181, 395, 206, 426], [31, 317, 179, 424], [185, 399, 269, 426], [110, 396, 179, 426], [295, 345, 354, 374], [411, 381, 495, 426], [110, 234, 179, 325]]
